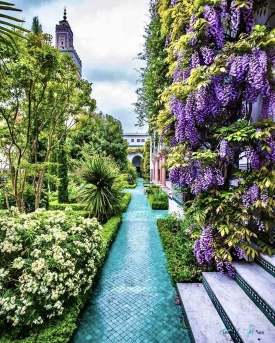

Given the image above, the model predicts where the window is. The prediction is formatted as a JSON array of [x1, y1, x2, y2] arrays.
[[141, 139, 145, 142], [137, 139, 140, 142], [131, 139, 134, 142]]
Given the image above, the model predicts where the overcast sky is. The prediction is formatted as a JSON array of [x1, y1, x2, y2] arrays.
[[14, 0, 149, 133]]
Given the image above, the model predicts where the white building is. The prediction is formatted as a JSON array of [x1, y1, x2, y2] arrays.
[[123, 133, 150, 173]]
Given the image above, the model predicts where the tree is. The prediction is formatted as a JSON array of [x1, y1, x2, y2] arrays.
[[155, 0, 275, 275], [31, 16, 42, 34], [68, 112, 128, 170], [0, 32, 95, 212]]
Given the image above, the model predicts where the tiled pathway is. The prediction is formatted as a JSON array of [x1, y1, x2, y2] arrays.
[[71, 180, 191, 343]]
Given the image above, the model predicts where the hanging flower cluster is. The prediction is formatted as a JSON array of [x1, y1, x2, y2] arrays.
[[170, 164, 224, 195], [194, 225, 214, 264]]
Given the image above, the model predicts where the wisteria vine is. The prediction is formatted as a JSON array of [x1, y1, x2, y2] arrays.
[[159, 0, 275, 276]]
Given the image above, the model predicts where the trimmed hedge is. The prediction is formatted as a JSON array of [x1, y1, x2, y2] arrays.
[[148, 192, 169, 210], [100, 216, 122, 265], [49, 201, 86, 211], [50, 193, 131, 213], [120, 193, 132, 212], [124, 183, 137, 189]]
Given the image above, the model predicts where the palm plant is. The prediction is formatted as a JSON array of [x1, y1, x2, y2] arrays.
[[0, 2, 28, 47], [79, 156, 123, 223], [0, 2, 29, 76]]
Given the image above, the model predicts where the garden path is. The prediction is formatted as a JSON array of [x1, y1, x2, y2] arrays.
[[71, 179, 191, 343]]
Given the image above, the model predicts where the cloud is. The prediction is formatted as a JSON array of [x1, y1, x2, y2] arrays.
[[83, 62, 142, 85]]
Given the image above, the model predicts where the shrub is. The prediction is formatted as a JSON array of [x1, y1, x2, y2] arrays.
[[157, 214, 214, 284], [145, 184, 161, 194], [0, 209, 102, 336], [99, 216, 122, 266], [126, 161, 138, 184], [49, 201, 86, 211], [124, 183, 137, 189], [79, 156, 123, 223], [120, 193, 132, 212], [148, 191, 168, 210]]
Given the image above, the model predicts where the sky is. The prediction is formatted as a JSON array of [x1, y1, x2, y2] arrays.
[[14, 0, 150, 133]]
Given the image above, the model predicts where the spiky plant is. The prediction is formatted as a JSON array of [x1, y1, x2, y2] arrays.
[[79, 156, 123, 223], [0, 2, 29, 76], [0, 1, 28, 46]]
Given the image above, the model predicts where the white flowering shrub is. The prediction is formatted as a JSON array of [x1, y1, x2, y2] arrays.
[[0, 209, 102, 330]]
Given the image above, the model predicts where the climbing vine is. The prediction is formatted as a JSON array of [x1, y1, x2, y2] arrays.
[[156, 0, 275, 275], [134, 0, 171, 131]]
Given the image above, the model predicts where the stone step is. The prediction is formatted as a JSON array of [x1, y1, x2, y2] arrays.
[[233, 262, 275, 325], [177, 283, 233, 343], [203, 272, 275, 343], [255, 253, 275, 278]]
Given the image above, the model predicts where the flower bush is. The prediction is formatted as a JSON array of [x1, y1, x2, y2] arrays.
[[154, 0, 275, 275], [0, 209, 102, 332]]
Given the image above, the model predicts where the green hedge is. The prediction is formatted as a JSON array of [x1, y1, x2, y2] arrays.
[[148, 192, 168, 210], [157, 216, 214, 284], [120, 193, 132, 212], [49, 193, 131, 215], [124, 183, 137, 189], [49, 201, 86, 211]]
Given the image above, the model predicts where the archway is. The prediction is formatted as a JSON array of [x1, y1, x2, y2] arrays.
[[132, 155, 142, 175]]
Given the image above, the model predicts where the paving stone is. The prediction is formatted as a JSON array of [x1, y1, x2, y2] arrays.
[[71, 180, 191, 342]]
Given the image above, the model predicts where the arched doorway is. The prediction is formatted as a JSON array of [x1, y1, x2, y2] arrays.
[[132, 155, 142, 175]]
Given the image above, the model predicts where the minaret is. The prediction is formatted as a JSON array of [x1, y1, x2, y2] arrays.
[[55, 7, 82, 77]]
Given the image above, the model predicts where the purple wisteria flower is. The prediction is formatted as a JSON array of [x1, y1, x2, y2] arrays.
[[204, 5, 224, 48], [242, 184, 259, 209], [194, 225, 214, 264]]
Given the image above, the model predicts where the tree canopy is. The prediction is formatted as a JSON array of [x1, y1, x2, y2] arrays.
[[68, 112, 128, 170]]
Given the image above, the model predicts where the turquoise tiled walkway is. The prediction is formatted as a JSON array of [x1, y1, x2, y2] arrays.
[[71, 180, 191, 343]]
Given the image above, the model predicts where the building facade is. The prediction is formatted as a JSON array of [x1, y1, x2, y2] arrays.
[[124, 133, 150, 173], [55, 8, 82, 77]]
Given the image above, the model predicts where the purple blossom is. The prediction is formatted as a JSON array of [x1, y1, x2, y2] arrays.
[[219, 139, 233, 161], [235, 246, 245, 259], [194, 225, 214, 264], [260, 190, 268, 207], [204, 5, 224, 48], [170, 0, 177, 7], [225, 261, 235, 278], [242, 184, 259, 208], [230, 0, 240, 35], [191, 52, 200, 69], [200, 47, 215, 65], [242, 0, 255, 34]]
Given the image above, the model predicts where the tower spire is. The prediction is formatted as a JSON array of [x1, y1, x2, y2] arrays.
[[63, 6, 67, 21]]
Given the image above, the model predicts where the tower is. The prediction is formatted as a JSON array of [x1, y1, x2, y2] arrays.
[[55, 7, 82, 77]]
